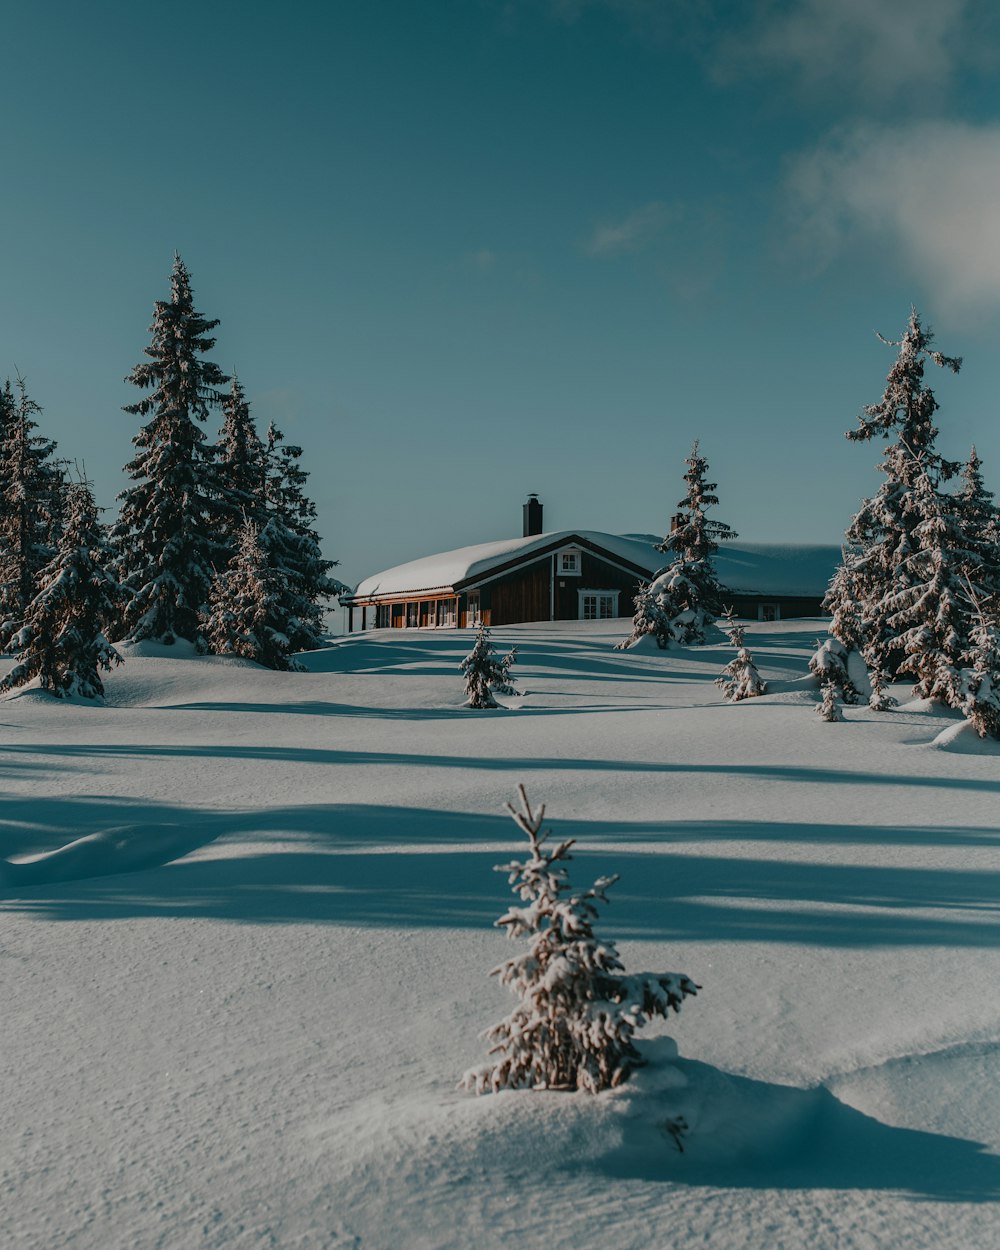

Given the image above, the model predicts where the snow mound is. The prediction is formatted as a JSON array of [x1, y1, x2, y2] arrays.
[[929, 719, 1000, 754], [114, 637, 202, 659], [0, 823, 216, 892], [0, 682, 105, 706]]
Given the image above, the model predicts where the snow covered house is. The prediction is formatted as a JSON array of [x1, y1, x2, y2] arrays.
[[341, 498, 840, 631]]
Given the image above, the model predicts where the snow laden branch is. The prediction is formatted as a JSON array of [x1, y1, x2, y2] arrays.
[[462, 786, 699, 1095]]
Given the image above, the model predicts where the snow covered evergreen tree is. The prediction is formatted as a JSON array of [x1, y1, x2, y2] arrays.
[[826, 309, 961, 682], [808, 636, 867, 705], [884, 464, 985, 706], [0, 480, 122, 700], [463, 786, 699, 1094], [258, 422, 344, 652], [214, 375, 267, 554], [960, 598, 1000, 740], [460, 623, 517, 708], [651, 441, 736, 644], [0, 376, 62, 649], [816, 680, 844, 722], [202, 519, 302, 671], [618, 442, 735, 649], [614, 581, 670, 650], [955, 446, 1000, 599], [716, 608, 766, 701], [113, 256, 230, 645]]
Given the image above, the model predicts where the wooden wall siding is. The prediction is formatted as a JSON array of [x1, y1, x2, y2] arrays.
[[554, 552, 644, 619], [489, 559, 550, 625]]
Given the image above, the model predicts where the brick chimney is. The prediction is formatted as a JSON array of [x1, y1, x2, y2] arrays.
[[523, 494, 543, 537]]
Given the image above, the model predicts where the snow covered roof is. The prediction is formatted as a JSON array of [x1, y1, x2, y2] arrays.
[[714, 542, 841, 598], [347, 531, 840, 601]]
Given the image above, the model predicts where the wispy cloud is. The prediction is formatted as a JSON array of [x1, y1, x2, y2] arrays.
[[715, 0, 975, 103], [786, 120, 1000, 311], [582, 201, 675, 257], [464, 248, 498, 273]]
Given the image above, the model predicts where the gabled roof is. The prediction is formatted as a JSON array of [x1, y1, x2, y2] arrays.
[[344, 531, 841, 603]]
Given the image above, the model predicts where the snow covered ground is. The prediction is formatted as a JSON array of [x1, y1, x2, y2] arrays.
[[2, 618, 998, 1250]]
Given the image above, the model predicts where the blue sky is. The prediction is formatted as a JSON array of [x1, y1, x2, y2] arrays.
[[2, 0, 999, 610]]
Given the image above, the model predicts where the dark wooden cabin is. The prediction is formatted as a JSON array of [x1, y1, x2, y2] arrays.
[[341, 499, 840, 631]]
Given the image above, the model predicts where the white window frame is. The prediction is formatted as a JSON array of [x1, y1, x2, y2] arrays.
[[466, 591, 481, 627], [557, 548, 582, 576], [579, 589, 619, 621], [758, 602, 780, 622]]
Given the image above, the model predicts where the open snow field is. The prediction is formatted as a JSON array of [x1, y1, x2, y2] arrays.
[[2, 618, 998, 1250]]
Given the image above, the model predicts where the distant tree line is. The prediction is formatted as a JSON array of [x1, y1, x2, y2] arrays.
[[0, 255, 344, 698]]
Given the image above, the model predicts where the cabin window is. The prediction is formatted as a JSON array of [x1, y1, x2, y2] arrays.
[[466, 591, 481, 626], [580, 590, 618, 620], [375, 604, 391, 628], [558, 549, 582, 576], [406, 602, 419, 628], [758, 603, 780, 622], [435, 599, 457, 627]]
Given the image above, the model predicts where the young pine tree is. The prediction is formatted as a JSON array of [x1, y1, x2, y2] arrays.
[[0, 481, 123, 700], [816, 680, 845, 722], [114, 256, 230, 645], [463, 787, 699, 1094], [0, 377, 62, 648], [202, 519, 303, 671], [651, 441, 736, 645], [715, 608, 766, 701], [460, 623, 517, 708]]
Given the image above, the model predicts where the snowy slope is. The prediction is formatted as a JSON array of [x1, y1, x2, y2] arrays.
[[1, 620, 998, 1250]]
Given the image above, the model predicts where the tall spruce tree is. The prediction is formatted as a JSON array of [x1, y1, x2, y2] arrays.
[[259, 422, 344, 651], [114, 256, 230, 644], [826, 309, 961, 684], [0, 480, 122, 700], [0, 376, 62, 648], [215, 375, 267, 553]]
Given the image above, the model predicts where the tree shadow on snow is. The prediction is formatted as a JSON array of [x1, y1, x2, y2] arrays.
[[2, 742, 999, 798], [3, 802, 997, 950]]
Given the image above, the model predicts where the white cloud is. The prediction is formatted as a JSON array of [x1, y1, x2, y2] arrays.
[[717, 0, 973, 101], [786, 120, 1000, 311], [465, 248, 498, 272], [582, 201, 675, 257]]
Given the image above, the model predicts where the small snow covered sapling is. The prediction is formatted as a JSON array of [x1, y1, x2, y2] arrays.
[[817, 680, 844, 722], [460, 623, 517, 708], [715, 608, 766, 701], [463, 786, 699, 1095]]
